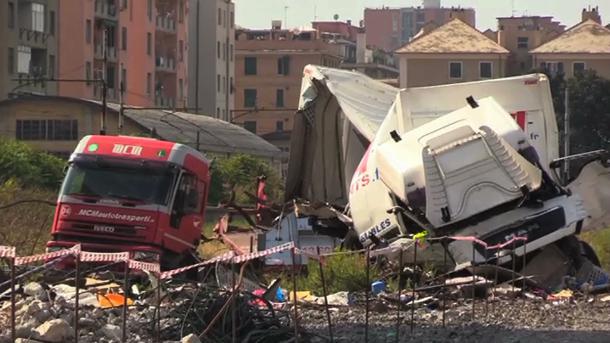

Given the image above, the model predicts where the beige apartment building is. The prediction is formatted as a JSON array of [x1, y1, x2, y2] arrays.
[[0, 0, 59, 100], [531, 19, 610, 80], [234, 24, 342, 156], [395, 19, 509, 88]]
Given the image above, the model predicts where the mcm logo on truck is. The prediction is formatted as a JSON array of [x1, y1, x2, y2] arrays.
[[112, 144, 143, 156]]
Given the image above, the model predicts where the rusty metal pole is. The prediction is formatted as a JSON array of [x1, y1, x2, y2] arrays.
[[395, 247, 403, 343], [484, 249, 489, 319], [442, 241, 447, 327], [231, 263, 237, 343], [317, 246, 333, 342], [511, 239, 516, 297], [156, 277, 161, 343], [10, 257, 16, 343], [522, 241, 527, 303], [410, 242, 417, 334], [249, 235, 254, 253], [493, 250, 500, 313], [365, 248, 370, 343], [471, 243, 476, 322], [290, 247, 299, 343], [122, 262, 129, 343], [74, 255, 80, 343]]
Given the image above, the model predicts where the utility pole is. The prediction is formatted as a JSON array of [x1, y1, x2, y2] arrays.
[[101, 27, 108, 135], [225, 0, 231, 122], [564, 84, 570, 183]]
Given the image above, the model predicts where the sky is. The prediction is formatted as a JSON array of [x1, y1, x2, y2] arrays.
[[233, 0, 609, 31]]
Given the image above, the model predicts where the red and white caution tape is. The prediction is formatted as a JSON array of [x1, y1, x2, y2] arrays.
[[232, 242, 294, 264], [160, 251, 235, 280], [80, 251, 129, 263], [15, 245, 80, 266], [0, 246, 16, 258], [128, 259, 160, 273], [449, 235, 528, 251]]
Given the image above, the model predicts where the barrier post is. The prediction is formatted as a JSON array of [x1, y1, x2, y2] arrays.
[[493, 250, 500, 313], [365, 247, 370, 343], [231, 262, 237, 343], [484, 249, 489, 319], [290, 247, 299, 343], [442, 240, 447, 327], [317, 246, 333, 342], [74, 254, 80, 343], [395, 247, 403, 342], [156, 276, 161, 343], [122, 261, 129, 343], [410, 242, 417, 334], [511, 239, 516, 297], [10, 256, 16, 343], [522, 241, 527, 303], [471, 243, 476, 322]]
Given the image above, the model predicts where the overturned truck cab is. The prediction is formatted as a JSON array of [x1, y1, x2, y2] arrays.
[[286, 66, 609, 288]]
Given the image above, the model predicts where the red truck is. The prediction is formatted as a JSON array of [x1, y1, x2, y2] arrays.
[[46, 135, 210, 270]]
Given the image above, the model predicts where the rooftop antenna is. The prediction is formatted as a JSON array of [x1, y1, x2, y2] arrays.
[[284, 6, 288, 27], [314, 4, 317, 21], [511, 0, 516, 17]]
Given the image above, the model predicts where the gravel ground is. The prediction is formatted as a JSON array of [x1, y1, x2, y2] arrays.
[[300, 295, 610, 343]]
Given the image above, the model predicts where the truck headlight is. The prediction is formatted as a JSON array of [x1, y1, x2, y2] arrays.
[[132, 251, 160, 262]]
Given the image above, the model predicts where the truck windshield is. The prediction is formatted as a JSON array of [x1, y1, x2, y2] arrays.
[[61, 159, 176, 205]]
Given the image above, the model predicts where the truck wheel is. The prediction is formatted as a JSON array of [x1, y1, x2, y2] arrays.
[[580, 240, 601, 267], [342, 229, 363, 251]]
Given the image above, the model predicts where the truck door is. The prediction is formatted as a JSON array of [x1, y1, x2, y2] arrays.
[[168, 172, 204, 251]]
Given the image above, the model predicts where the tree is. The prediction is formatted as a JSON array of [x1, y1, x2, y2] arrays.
[[0, 138, 65, 190], [208, 154, 283, 205]]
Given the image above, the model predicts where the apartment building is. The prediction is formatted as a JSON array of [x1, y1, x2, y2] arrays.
[[364, 0, 475, 52], [187, 0, 235, 121], [57, 0, 188, 108], [396, 19, 509, 88], [0, 0, 59, 100]]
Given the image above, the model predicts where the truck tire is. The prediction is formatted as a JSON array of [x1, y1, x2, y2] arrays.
[[580, 240, 601, 267], [342, 229, 363, 251]]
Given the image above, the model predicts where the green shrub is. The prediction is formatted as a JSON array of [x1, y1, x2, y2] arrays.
[[0, 138, 65, 190]]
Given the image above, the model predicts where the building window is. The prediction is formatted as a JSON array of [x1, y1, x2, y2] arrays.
[[277, 56, 290, 75], [229, 77, 233, 94], [217, 41, 220, 59], [146, 33, 152, 55], [31, 3, 45, 32], [216, 107, 220, 117], [7, 48, 14, 74], [146, 72, 151, 95], [179, 40, 184, 61], [244, 89, 257, 107], [230, 11, 234, 28], [122, 0, 128, 10], [449, 62, 462, 79], [16, 120, 46, 140], [147, 0, 152, 21], [16, 120, 78, 141], [244, 121, 257, 133], [85, 61, 91, 85], [479, 62, 492, 79], [222, 42, 226, 60], [222, 76, 226, 92], [49, 11, 55, 35], [86, 20, 92, 44], [276, 89, 284, 107], [276, 120, 284, 132], [47, 120, 79, 140], [230, 44, 233, 61], [121, 27, 127, 50], [245, 57, 257, 75], [541, 61, 564, 77], [517, 37, 528, 49], [218, 8, 222, 25], [217, 74, 220, 93], [17, 46, 31, 74], [179, 0, 184, 23], [48, 54, 55, 78], [121, 67, 126, 92], [106, 65, 116, 89], [573, 62, 586, 75], [179, 78, 183, 99], [8, 2, 15, 29]]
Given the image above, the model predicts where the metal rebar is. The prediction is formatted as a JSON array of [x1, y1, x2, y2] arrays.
[[10, 257, 16, 343], [396, 247, 403, 342], [522, 241, 527, 303], [317, 246, 333, 342], [511, 239, 516, 297], [74, 255, 80, 343], [122, 261, 129, 343], [411, 242, 417, 334], [156, 278, 161, 343], [231, 263, 237, 343], [291, 247, 299, 343], [442, 241, 447, 327], [493, 250, 499, 313], [365, 247, 370, 343], [484, 249, 489, 319]]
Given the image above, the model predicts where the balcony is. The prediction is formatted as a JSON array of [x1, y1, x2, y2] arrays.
[[156, 16, 176, 34], [94, 44, 117, 62], [155, 56, 176, 73], [18, 28, 51, 48], [155, 96, 175, 108], [95, 0, 117, 20]]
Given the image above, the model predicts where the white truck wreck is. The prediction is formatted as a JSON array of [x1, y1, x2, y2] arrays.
[[282, 66, 609, 288]]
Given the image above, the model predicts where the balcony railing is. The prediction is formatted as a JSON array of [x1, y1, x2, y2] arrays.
[[94, 44, 117, 61], [155, 96, 175, 108], [155, 56, 176, 72], [19, 28, 50, 46], [156, 16, 177, 33]]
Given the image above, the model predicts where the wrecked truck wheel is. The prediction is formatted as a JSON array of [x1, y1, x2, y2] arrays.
[[342, 229, 363, 251], [580, 240, 601, 267]]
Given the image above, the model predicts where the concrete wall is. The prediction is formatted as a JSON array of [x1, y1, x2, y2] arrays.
[[400, 54, 507, 88]]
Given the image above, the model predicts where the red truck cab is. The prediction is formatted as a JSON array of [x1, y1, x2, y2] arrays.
[[47, 135, 210, 269]]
